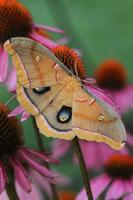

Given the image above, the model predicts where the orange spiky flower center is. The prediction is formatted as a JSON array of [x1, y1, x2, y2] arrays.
[[59, 191, 75, 200], [105, 154, 133, 179], [0, 0, 33, 44], [95, 59, 127, 90], [0, 103, 23, 158], [52, 45, 86, 79]]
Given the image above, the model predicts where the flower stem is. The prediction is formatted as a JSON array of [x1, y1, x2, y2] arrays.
[[5, 166, 19, 200], [32, 117, 59, 200], [72, 137, 94, 200]]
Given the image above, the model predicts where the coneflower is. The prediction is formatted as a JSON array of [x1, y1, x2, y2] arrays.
[[94, 59, 133, 114], [0, 0, 65, 83], [0, 103, 57, 195], [77, 154, 133, 200]]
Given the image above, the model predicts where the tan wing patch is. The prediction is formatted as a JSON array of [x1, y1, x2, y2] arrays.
[[72, 87, 126, 149], [4, 38, 67, 88], [36, 85, 75, 139]]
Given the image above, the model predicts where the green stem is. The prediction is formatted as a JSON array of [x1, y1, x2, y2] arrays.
[[32, 117, 59, 200], [5, 166, 19, 200], [72, 137, 94, 200]]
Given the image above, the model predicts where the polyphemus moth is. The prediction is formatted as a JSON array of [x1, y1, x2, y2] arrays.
[[4, 37, 126, 150]]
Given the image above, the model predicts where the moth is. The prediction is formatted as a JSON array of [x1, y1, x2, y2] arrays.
[[4, 37, 126, 150]]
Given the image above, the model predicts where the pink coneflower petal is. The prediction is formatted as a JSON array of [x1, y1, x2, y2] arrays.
[[30, 32, 57, 49], [127, 134, 133, 147], [16, 181, 43, 200], [8, 105, 24, 117], [86, 84, 119, 113], [0, 161, 8, 193], [124, 193, 133, 200], [91, 174, 111, 200], [19, 150, 57, 179], [21, 111, 30, 122], [0, 181, 43, 200], [56, 36, 70, 45], [51, 139, 71, 159], [0, 49, 8, 82], [21, 148, 59, 164], [123, 180, 133, 194], [10, 157, 31, 193], [33, 24, 65, 34], [5, 68, 16, 92], [105, 179, 124, 200], [76, 174, 111, 200], [113, 86, 133, 114]]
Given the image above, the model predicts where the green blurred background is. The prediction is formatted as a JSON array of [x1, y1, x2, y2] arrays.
[[1, 0, 133, 198]]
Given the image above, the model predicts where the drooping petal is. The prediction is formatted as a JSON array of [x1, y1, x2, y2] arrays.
[[51, 139, 71, 159], [124, 193, 133, 200], [91, 174, 111, 200], [86, 84, 119, 113], [56, 36, 70, 45], [30, 32, 57, 49], [33, 24, 65, 34], [19, 150, 57, 179], [10, 157, 31, 193], [0, 181, 43, 200], [79, 141, 127, 169], [105, 179, 124, 200], [0, 161, 8, 193], [16, 181, 43, 200], [5, 68, 16, 92], [0, 48, 8, 82], [21, 111, 30, 122], [76, 174, 111, 200], [21, 148, 59, 164], [8, 105, 24, 117], [114, 85, 133, 114]]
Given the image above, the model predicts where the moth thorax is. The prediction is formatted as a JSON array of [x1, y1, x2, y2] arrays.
[[105, 154, 133, 179], [0, 103, 23, 158]]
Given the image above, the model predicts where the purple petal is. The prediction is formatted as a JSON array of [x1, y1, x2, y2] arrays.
[[21, 111, 30, 122], [105, 179, 124, 200], [10, 157, 31, 193], [0, 48, 8, 82], [76, 189, 88, 200], [30, 32, 57, 49], [123, 179, 133, 194], [85, 84, 119, 113], [33, 24, 65, 34], [5, 68, 16, 92], [78, 141, 127, 169], [56, 36, 70, 45], [21, 148, 59, 164], [113, 85, 133, 114], [15, 181, 43, 200], [30, 169, 51, 197], [124, 193, 133, 200], [19, 150, 57, 179], [0, 161, 8, 193], [8, 105, 24, 117], [91, 174, 111, 199], [76, 174, 111, 200], [51, 139, 71, 159]]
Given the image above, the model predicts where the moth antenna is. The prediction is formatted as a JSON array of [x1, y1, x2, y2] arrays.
[[81, 78, 96, 84], [5, 94, 17, 106], [74, 59, 79, 77]]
